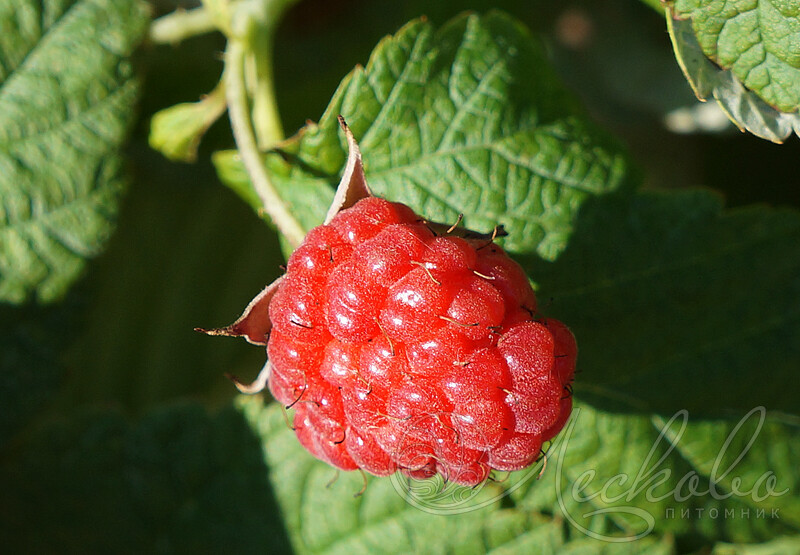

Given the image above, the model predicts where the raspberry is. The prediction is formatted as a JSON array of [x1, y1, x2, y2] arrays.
[[203, 120, 577, 487], [264, 196, 576, 486]]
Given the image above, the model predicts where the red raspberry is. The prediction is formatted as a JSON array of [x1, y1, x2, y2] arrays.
[[265, 197, 577, 485]]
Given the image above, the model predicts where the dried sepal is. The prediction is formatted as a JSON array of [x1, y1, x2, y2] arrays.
[[324, 116, 373, 224], [195, 275, 285, 346], [225, 360, 272, 395]]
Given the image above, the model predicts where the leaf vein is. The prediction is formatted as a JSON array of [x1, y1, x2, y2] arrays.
[[0, 0, 86, 99]]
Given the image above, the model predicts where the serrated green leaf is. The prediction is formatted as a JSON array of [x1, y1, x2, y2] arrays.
[[522, 190, 800, 418], [238, 397, 677, 555], [216, 11, 634, 260], [0, 0, 150, 304], [667, 10, 800, 142], [672, 0, 800, 115], [0, 403, 293, 554]]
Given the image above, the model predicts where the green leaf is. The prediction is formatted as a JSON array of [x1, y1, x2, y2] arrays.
[[0, 403, 293, 554], [671, 0, 800, 114], [216, 11, 634, 260], [238, 398, 677, 555], [148, 84, 227, 163], [514, 402, 799, 546], [667, 2, 800, 142], [659, 409, 800, 533], [522, 190, 800, 418], [213, 148, 334, 236], [0, 0, 150, 304]]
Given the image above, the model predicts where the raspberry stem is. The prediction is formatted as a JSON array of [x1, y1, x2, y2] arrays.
[[149, 6, 216, 45], [224, 39, 306, 247]]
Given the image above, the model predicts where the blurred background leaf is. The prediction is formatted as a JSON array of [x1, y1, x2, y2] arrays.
[[0, 0, 150, 304], [57, 145, 284, 411], [0, 299, 76, 447]]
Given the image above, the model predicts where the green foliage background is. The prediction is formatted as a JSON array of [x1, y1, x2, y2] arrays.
[[1, 0, 799, 554]]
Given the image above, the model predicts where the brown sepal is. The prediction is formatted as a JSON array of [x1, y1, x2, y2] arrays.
[[195, 275, 284, 346], [324, 116, 373, 224]]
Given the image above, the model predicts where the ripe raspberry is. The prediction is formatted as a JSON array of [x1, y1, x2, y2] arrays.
[[264, 196, 577, 485], [199, 119, 578, 486]]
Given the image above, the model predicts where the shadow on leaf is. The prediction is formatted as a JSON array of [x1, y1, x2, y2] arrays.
[[519, 189, 800, 419], [0, 403, 293, 554]]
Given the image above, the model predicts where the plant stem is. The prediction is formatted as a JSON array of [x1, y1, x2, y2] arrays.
[[244, 0, 301, 147], [248, 36, 284, 148], [149, 7, 216, 45], [224, 40, 306, 247]]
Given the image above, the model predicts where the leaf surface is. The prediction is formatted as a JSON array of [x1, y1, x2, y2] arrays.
[[0, 0, 149, 303], [711, 535, 800, 554], [0, 404, 293, 554], [515, 403, 799, 545], [215, 12, 634, 260], [238, 398, 678, 555], [667, 2, 800, 141], [672, 0, 800, 114], [524, 190, 800, 418]]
